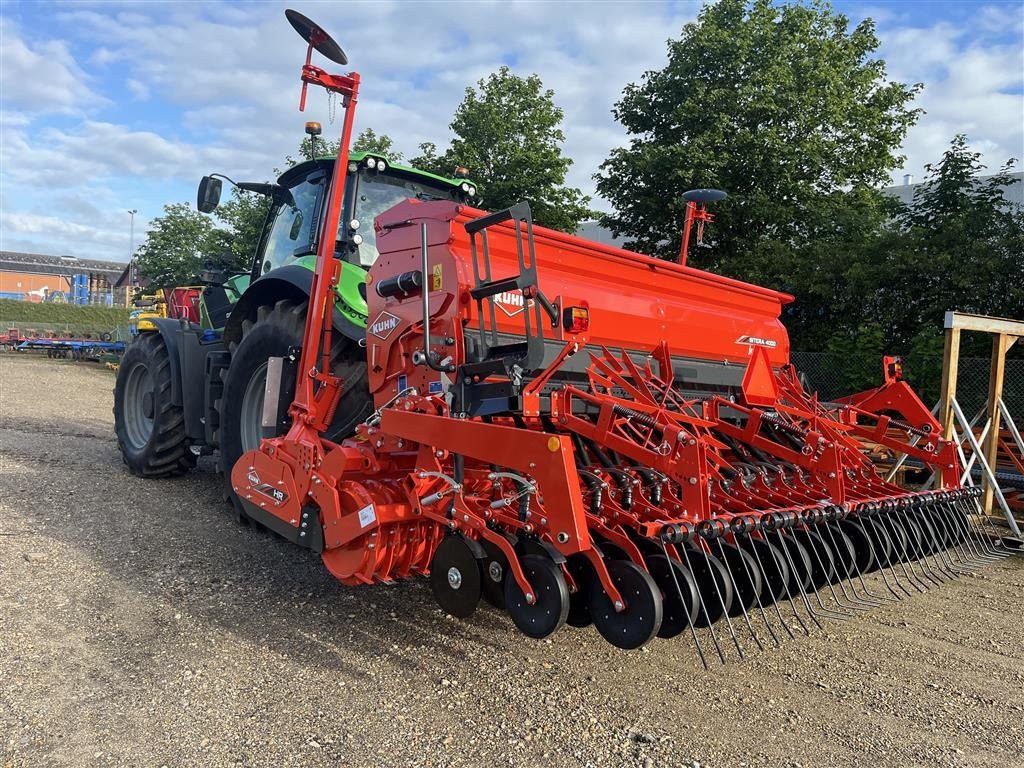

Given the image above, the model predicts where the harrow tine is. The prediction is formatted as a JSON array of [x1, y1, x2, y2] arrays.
[[903, 510, 946, 588], [863, 512, 913, 598], [772, 530, 824, 629], [937, 498, 989, 567], [975, 512, 1009, 553], [846, 515, 900, 603], [888, 506, 933, 591], [698, 541, 745, 659], [714, 539, 764, 652], [819, 519, 879, 610], [961, 494, 1011, 558], [879, 511, 927, 593], [912, 503, 958, 581], [825, 519, 880, 610], [961, 514, 1004, 562], [745, 530, 795, 640], [958, 497, 1004, 561], [678, 545, 727, 664], [659, 539, 708, 670], [796, 522, 853, 619], [731, 528, 782, 646], [977, 514, 1015, 557], [758, 515, 810, 636], [941, 496, 991, 569]]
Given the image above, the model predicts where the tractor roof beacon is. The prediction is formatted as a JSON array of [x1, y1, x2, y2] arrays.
[[114, 9, 1005, 657]]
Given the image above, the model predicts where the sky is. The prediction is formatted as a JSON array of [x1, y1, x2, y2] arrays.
[[1, 0, 1022, 263]]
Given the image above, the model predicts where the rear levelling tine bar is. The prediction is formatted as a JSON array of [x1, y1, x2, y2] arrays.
[[743, 517, 795, 640], [659, 523, 708, 670], [977, 513, 1012, 555], [830, 512, 891, 607], [909, 497, 955, 583], [798, 509, 854, 619], [959, 489, 1011, 558], [877, 502, 927, 594], [770, 520, 824, 630], [729, 516, 781, 647], [907, 506, 948, 589], [818, 507, 880, 610], [823, 506, 882, 610], [936, 493, 991, 566], [677, 539, 728, 665], [888, 500, 937, 590], [698, 519, 746, 659], [760, 512, 809, 637], [842, 507, 899, 603], [877, 500, 928, 590], [860, 504, 912, 599], [910, 498, 958, 581]]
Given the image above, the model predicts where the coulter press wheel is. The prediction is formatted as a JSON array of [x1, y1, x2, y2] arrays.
[[429, 535, 482, 619], [504, 554, 570, 639], [738, 536, 790, 605], [589, 560, 663, 650], [478, 537, 509, 609]]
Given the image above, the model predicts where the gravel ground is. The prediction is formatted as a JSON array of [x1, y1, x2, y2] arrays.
[[1, 353, 1023, 768]]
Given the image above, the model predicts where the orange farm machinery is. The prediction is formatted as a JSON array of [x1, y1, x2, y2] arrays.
[[119, 12, 1016, 656]]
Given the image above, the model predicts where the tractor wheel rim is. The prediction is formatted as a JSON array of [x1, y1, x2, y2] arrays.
[[122, 361, 155, 450], [240, 361, 268, 453]]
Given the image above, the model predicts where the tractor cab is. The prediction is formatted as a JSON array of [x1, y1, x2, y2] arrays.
[[198, 151, 477, 333]]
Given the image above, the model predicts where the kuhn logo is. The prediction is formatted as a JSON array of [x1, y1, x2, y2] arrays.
[[369, 311, 400, 340], [247, 470, 260, 486], [736, 335, 778, 349], [495, 291, 530, 318]]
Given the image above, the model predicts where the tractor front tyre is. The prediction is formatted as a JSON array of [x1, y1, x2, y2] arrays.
[[217, 299, 372, 501], [113, 332, 194, 477]]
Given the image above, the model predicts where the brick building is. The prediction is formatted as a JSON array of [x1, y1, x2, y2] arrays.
[[0, 251, 127, 306]]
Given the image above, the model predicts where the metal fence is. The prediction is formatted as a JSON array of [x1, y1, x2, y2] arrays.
[[1, 321, 133, 342], [791, 352, 1024, 426]]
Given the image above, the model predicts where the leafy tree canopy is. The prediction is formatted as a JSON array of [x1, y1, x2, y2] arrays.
[[597, 0, 921, 278], [871, 135, 1023, 350], [437, 66, 592, 232], [135, 203, 225, 288]]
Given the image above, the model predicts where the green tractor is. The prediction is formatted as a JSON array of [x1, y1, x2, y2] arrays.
[[113, 142, 477, 493]]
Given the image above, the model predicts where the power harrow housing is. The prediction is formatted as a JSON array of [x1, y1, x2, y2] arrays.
[[221, 11, 1015, 654]]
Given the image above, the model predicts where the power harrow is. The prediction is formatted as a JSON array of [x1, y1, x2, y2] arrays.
[[218, 12, 1015, 656]]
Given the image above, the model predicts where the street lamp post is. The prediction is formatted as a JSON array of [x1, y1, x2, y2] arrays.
[[127, 209, 138, 302]]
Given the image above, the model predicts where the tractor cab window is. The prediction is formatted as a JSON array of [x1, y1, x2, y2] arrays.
[[349, 173, 448, 267], [261, 176, 322, 274]]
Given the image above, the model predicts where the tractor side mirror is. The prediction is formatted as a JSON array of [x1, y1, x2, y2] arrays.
[[197, 176, 223, 213]]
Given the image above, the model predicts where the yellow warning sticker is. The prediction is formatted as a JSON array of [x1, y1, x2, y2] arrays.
[[431, 263, 443, 291]]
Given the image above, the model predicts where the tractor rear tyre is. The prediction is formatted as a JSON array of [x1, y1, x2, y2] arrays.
[[217, 299, 372, 501], [113, 332, 195, 477]]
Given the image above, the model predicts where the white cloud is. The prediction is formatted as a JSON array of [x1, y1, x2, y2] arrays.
[[1, 1, 1021, 261], [126, 78, 150, 100], [880, 14, 1024, 182], [0, 18, 105, 115]]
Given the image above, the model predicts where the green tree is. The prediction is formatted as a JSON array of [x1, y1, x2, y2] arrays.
[[285, 128, 400, 168], [215, 191, 272, 271], [597, 0, 920, 279], [874, 135, 1023, 349], [135, 203, 224, 288], [439, 66, 592, 232], [352, 128, 403, 161], [408, 141, 444, 176]]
